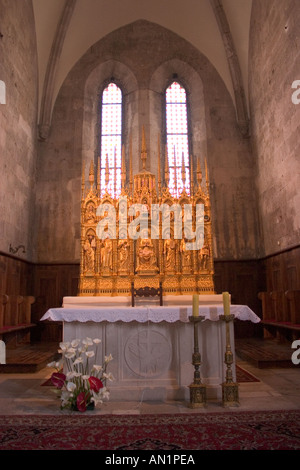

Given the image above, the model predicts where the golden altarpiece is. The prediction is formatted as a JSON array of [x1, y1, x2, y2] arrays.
[[79, 134, 215, 297]]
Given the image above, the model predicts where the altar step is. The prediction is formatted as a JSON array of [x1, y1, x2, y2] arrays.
[[1, 339, 295, 374], [0, 342, 60, 373], [235, 338, 296, 368]]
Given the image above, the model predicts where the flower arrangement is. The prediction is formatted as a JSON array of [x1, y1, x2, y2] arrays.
[[48, 337, 114, 412]]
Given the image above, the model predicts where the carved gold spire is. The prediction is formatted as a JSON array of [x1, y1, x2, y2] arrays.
[[196, 157, 202, 188], [205, 157, 210, 193], [181, 152, 186, 191], [190, 155, 194, 196], [81, 159, 85, 200], [97, 157, 101, 195], [89, 160, 94, 188], [114, 147, 117, 198], [121, 144, 126, 191], [173, 146, 178, 198], [105, 154, 110, 188], [164, 145, 169, 187], [129, 135, 133, 194], [141, 126, 147, 171], [157, 135, 161, 195]]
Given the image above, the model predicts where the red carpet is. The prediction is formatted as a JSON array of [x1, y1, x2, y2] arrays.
[[235, 364, 260, 382], [0, 410, 299, 450]]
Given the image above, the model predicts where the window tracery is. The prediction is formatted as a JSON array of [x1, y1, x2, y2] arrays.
[[166, 81, 190, 196], [100, 82, 122, 198]]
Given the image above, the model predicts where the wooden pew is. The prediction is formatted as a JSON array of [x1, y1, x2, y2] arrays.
[[0, 294, 36, 348], [258, 290, 300, 342], [0, 294, 9, 331], [285, 290, 300, 340], [258, 291, 274, 339], [18, 296, 35, 325]]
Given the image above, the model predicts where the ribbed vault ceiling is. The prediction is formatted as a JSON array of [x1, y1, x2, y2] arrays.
[[32, 0, 252, 132]]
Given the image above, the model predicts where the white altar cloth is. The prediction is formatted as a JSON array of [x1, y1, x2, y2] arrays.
[[41, 305, 260, 324], [41, 304, 260, 402]]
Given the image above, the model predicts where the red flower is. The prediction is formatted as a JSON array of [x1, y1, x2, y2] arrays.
[[76, 392, 89, 412], [88, 376, 103, 393], [51, 372, 66, 389]]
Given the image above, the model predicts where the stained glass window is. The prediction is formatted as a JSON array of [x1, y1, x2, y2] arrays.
[[166, 81, 190, 196], [100, 83, 122, 198]]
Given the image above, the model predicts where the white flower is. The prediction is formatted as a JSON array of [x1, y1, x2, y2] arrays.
[[59, 341, 70, 351], [104, 353, 113, 363], [73, 357, 83, 365], [85, 351, 95, 358], [82, 375, 90, 381], [66, 371, 81, 380], [100, 387, 110, 399], [65, 351, 76, 359], [66, 382, 76, 392], [103, 372, 114, 382], [71, 339, 80, 348], [66, 371, 75, 380], [82, 337, 93, 346], [47, 360, 62, 369], [47, 361, 56, 368], [91, 396, 103, 405], [91, 365, 103, 373], [61, 390, 71, 405], [55, 360, 63, 369], [93, 338, 101, 344], [91, 389, 107, 404]]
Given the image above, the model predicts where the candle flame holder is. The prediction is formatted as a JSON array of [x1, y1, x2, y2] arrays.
[[188, 315, 206, 408], [219, 314, 239, 407]]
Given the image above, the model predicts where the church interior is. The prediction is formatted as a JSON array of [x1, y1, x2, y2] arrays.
[[0, 0, 300, 451]]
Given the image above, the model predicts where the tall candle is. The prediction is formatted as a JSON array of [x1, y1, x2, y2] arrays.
[[222, 292, 230, 316], [192, 294, 199, 317]]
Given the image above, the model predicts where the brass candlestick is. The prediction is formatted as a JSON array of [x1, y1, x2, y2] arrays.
[[188, 315, 206, 408], [219, 314, 239, 407]]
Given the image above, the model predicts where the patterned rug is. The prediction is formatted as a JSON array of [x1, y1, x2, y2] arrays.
[[235, 364, 260, 382], [0, 410, 299, 450]]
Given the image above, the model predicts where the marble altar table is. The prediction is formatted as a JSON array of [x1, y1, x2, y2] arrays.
[[41, 302, 260, 402]]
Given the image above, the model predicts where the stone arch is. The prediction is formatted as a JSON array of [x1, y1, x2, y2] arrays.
[[40, 19, 255, 262]]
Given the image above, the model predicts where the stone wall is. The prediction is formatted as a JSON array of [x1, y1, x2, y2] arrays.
[[249, 0, 300, 257], [36, 19, 259, 263], [0, 0, 38, 262]]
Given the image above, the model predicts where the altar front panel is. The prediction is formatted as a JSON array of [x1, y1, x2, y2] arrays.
[[62, 319, 234, 401]]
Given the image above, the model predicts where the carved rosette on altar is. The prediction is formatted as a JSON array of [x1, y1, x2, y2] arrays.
[[79, 130, 215, 297]]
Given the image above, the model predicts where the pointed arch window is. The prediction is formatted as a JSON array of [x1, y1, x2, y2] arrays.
[[100, 82, 122, 198], [166, 81, 190, 196]]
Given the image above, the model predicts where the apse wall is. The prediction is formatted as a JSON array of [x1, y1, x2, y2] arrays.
[[0, 0, 38, 264], [249, 0, 300, 257], [36, 19, 259, 264]]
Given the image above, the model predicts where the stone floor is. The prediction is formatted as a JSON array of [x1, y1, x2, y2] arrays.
[[0, 356, 299, 416]]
